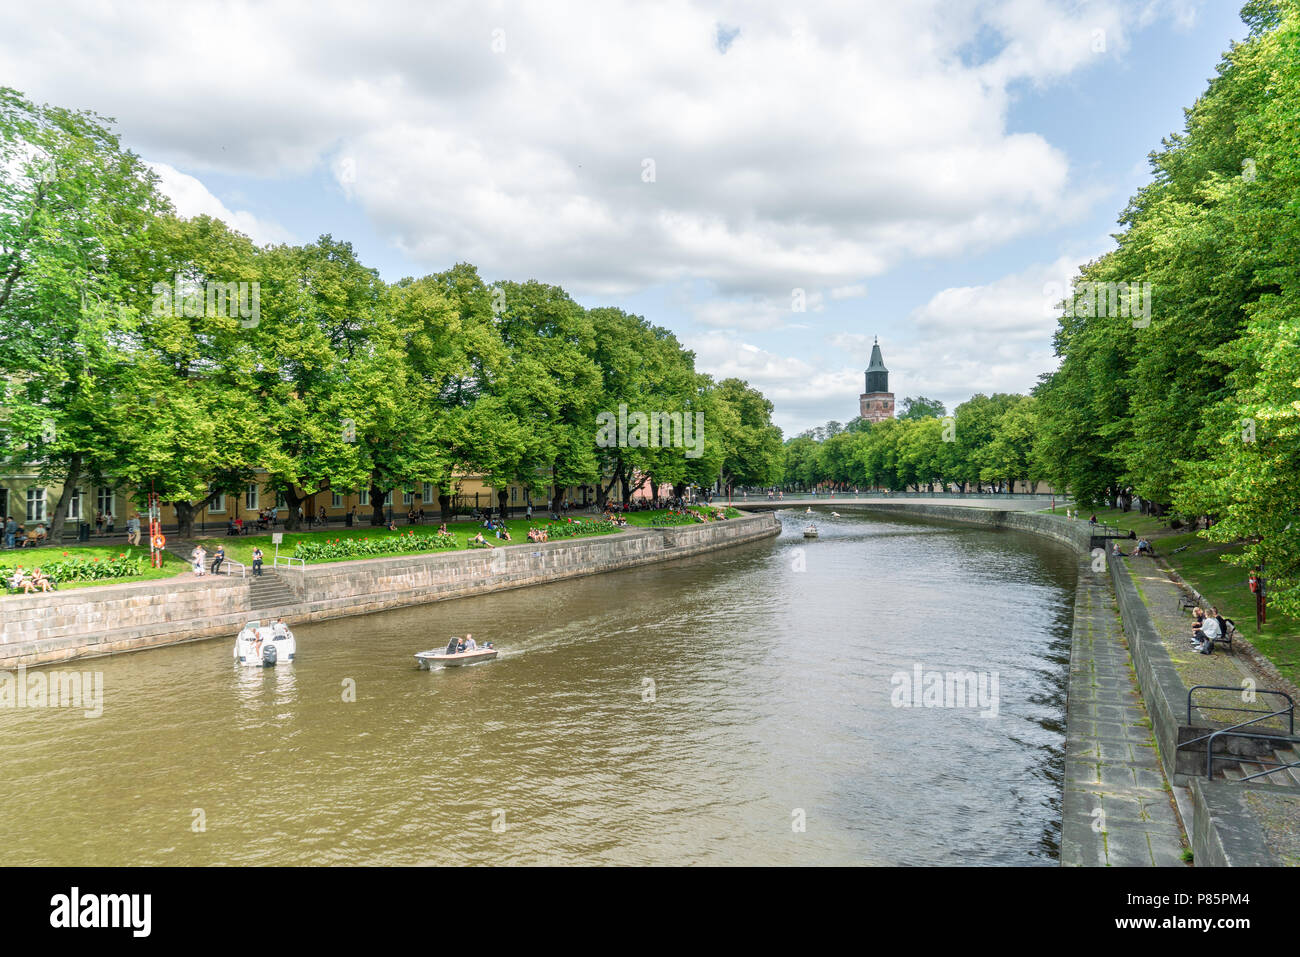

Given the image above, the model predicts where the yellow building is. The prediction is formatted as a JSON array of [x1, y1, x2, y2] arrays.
[[0, 469, 615, 532]]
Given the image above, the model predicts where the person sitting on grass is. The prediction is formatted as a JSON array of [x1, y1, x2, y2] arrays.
[[469, 530, 495, 548], [496, 526, 511, 541]]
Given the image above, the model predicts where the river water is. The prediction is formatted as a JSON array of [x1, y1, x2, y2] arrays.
[[0, 508, 1077, 865]]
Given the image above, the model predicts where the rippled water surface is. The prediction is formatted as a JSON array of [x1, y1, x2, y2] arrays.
[[0, 509, 1077, 865]]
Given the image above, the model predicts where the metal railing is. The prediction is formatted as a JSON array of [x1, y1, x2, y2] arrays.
[[216, 559, 246, 577], [1206, 730, 1300, 782], [1177, 686, 1296, 779], [273, 555, 305, 569], [1186, 686, 1294, 731]]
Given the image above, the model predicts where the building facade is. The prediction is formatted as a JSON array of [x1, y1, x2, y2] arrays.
[[859, 338, 895, 423]]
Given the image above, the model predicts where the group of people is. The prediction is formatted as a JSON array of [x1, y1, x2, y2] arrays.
[[1109, 537, 1154, 558], [449, 634, 493, 654], [2, 517, 45, 549], [6, 565, 54, 593], [1190, 605, 1226, 655]]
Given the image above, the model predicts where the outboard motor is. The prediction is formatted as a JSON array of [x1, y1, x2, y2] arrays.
[[262, 642, 278, 666]]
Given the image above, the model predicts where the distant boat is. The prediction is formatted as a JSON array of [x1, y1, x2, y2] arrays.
[[831, 512, 841, 518], [803, 524, 819, 538], [415, 637, 498, 669]]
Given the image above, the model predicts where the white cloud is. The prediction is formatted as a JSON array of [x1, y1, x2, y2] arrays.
[[0, 0, 1185, 302], [147, 162, 295, 247]]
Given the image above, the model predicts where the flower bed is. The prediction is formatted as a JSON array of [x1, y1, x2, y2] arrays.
[[1, 552, 147, 586], [292, 530, 459, 562], [538, 518, 619, 539], [649, 507, 738, 527]]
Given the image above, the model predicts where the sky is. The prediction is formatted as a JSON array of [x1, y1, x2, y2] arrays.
[[0, 0, 1251, 435]]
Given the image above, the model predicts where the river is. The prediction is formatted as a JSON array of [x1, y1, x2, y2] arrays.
[[0, 508, 1077, 865]]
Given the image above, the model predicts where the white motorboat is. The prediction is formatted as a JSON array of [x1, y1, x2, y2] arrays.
[[235, 619, 296, 667], [803, 524, 819, 538], [415, 637, 498, 669]]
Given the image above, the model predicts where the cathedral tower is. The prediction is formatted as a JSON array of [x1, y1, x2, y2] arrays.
[[859, 338, 895, 423]]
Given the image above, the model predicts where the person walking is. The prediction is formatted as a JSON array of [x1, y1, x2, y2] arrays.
[[3, 515, 15, 550], [126, 513, 141, 547], [252, 546, 264, 577], [95, 510, 105, 537], [191, 544, 207, 577]]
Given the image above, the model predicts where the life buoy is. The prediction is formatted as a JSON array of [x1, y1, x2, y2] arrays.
[[1248, 573, 1259, 594], [151, 534, 166, 550]]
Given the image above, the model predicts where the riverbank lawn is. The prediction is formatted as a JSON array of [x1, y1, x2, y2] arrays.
[[1039, 505, 1173, 538], [0, 545, 185, 592], [194, 517, 625, 566], [1044, 505, 1300, 687], [621, 506, 741, 527]]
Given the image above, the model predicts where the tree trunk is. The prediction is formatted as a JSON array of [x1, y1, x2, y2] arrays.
[[369, 478, 386, 526], [438, 493, 452, 524], [282, 486, 306, 530], [497, 488, 508, 521], [49, 454, 83, 544]]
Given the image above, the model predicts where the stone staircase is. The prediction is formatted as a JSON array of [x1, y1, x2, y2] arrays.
[[247, 568, 298, 612], [1218, 746, 1300, 786]]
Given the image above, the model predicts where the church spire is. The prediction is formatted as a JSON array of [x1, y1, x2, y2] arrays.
[[860, 337, 894, 423]]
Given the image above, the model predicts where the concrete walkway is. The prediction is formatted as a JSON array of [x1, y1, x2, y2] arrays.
[[1061, 558, 1187, 866]]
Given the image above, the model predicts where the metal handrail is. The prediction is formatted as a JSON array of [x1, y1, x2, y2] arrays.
[[217, 559, 246, 577], [1187, 685, 1294, 732], [1206, 729, 1300, 781], [273, 555, 305, 568]]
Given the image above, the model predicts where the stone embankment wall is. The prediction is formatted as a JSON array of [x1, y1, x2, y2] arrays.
[[0, 513, 779, 667]]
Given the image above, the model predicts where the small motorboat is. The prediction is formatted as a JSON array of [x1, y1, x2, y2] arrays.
[[831, 511, 841, 518], [803, 524, 819, 538], [415, 636, 499, 669], [235, 619, 296, 667]]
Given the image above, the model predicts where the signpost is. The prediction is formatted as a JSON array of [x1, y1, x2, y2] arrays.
[[272, 531, 284, 567]]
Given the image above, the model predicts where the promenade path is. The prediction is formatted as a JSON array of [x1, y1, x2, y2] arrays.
[[1060, 559, 1186, 866]]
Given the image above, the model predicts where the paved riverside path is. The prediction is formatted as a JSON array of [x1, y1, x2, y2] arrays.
[[1061, 558, 1186, 866]]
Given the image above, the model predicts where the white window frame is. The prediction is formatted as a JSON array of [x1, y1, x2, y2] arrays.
[[245, 484, 259, 510], [332, 491, 343, 508], [67, 487, 83, 521], [358, 488, 370, 506], [26, 487, 47, 523], [403, 490, 414, 506], [209, 493, 226, 514], [383, 491, 392, 506], [422, 482, 434, 504]]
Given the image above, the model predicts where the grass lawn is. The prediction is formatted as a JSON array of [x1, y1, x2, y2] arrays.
[[621, 506, 740, 528], [1041, 505, 1300, 688], [194, 516, 626, 566], [0, 544, 186, 592], [1039, 504, 1174, 538]]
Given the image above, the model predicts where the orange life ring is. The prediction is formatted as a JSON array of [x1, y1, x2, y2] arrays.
[[152, 534, 166, 550]]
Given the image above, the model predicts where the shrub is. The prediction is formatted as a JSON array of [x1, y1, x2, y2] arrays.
[[1, 552, 146, 585], [292, 530, 459, 562]]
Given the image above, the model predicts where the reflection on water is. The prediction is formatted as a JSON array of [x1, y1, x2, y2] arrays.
[[0, 508, 1076, 865]]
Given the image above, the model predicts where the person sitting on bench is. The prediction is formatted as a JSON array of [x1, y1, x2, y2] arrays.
[[1193, 610, 1221, 654]]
